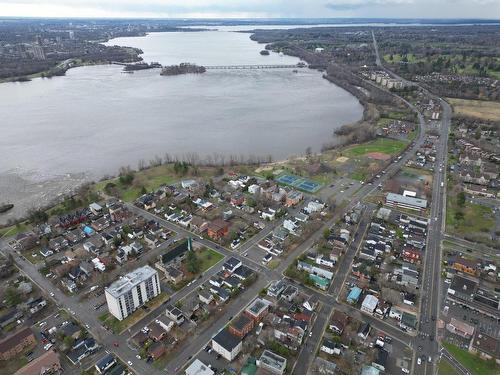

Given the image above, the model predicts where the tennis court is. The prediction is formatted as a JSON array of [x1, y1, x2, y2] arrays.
[[276, 174, 323, 193]]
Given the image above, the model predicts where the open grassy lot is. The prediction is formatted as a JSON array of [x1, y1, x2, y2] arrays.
[[437, 358, 460, 375], [443, 342, 498, 375], [446, 198, 495, 238], [344, 138, 408, 157], [447, 98, 500, 121], [0, 356, 28, 375], [99, 292, 170, 334], [0, 222, 31, 238], [197, 247, 224, 271]]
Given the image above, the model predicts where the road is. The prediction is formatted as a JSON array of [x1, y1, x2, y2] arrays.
[[371, 31, 454, 375]]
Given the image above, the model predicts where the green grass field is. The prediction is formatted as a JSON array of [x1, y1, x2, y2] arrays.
[[443, 342, 498, 375], [198, 248, 224, 272], [438, 358, 460, 375], [446, 199, 495, 236], [345, 138, 408, 157], [0, 222, 31, 238]]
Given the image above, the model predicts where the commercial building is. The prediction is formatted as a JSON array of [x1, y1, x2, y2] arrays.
[[14, 350, 61, 375], [105, 265, 161, 321], [385, 192, 428, 212], [244, 298, 271, 322], [0, 328, 36, 360]]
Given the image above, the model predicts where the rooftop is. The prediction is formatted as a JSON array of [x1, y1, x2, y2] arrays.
[[106, 265, 157, 299], [212, 328, 241, 352], [386, 192, 428, 209]]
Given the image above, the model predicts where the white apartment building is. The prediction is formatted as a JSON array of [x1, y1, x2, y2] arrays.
[[105, 265, 161, 321]]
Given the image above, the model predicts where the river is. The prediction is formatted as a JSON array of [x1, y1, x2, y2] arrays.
[[0, 27, 363, 223]]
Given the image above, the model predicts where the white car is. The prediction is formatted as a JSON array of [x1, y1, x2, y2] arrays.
[[417, 357, 422, 365], [402, 368, 410, 374], [127, 361, 133, 366], [136, 354, 141, 359], [50, 292, 55, 297], [43, 343, 53, 351]]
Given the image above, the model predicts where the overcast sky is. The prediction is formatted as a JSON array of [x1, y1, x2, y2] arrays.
[[0, 0, 498, 19]]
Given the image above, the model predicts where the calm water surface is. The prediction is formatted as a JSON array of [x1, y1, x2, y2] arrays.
[[0, 28, 363, 221]]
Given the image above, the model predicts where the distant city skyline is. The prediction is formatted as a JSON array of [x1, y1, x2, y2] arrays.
[[0, 0, 499, 20]]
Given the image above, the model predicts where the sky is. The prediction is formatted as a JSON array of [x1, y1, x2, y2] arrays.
[[0, 0, 498, 19]]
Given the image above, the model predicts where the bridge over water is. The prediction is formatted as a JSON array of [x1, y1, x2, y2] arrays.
[[205, 64, 306, 70]]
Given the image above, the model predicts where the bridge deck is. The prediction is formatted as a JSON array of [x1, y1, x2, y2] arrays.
[[205, 64, 305, 70]]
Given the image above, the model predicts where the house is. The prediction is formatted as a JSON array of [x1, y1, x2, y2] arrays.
[[361, 295, 379, 314], [0, 328, 36, 360], [148, 342, 165, 360], [321, 339, 341, 356], [297, 261, 334, 280], [148, 323, 167, 342], [329, 310, 349, 335], [207, 219, 229, 240], [231, 193, 245, 206], [283, 219, 300, 235], [95, 353, 116, 374], [309, 274, 330, 290], [211, 329, 242, 361], [267, 280, 287, 298], [244, 298, 271, 322], [257, 350, 287, 375], [145, 234, 158, 248], [453, 258, 478, 276], [155, 240, 190, 274], [262, 208, 276, 221], [313, 357, 338, 375], [0, 309, 23, 329], [375, 300, 391, 318], [286, 191, 303, 207], [372, 348, 388, 372], [400, 312, 417, 331], [185, 359, 215, 375], [198, 289, 214, 305], [60, 322, 81, 339], [347, 286, 362, 304], [357, 322, 371, 340], [233, 265, 254, 281], [229, 315, 254, 338], [89, 202, 103, 215], [223, 257, 242, 273], [281, 285, 299, 302], [316, 256, 335, 268], [190, 216, 208, 233], [446, 318, 475, 339], [13, 349, 61, 375], [469, 332, 500, 363], [164, 266, 184, 284], [165, 305, 184, 325]]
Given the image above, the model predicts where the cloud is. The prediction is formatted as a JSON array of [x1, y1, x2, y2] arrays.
[[0, 0, 498, 18], [325, 0, 414, 11]]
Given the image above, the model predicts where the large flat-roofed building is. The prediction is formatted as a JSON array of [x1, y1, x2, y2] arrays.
[[257, 349, 287, 375], [105, 265, 161, 321], [0, 327, 36, 360], [385, 193, 427, 212]]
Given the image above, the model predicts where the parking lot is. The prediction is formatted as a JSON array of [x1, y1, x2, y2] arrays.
[[444, 302, 500, 339]]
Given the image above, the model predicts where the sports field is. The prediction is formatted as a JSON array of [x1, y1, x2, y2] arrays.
[[276, 174, 323, 193]]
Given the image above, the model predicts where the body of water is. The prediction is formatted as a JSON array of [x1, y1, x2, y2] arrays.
[[0, 27, 363, 222]]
